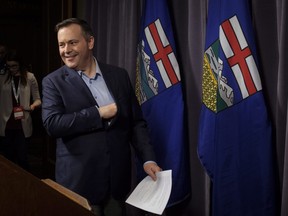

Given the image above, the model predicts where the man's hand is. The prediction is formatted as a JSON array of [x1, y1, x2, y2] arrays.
[[144, 162, 162, 181], [98, 103, 117, 119]]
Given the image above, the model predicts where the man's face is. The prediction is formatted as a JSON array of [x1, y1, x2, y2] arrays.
[[57, 24, 94, 70]]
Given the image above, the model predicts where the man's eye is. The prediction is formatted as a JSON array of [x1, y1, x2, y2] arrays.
[[59, 44, 65, 48]]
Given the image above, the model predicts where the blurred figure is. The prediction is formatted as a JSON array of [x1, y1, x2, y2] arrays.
[[0, 50, 41, 170]]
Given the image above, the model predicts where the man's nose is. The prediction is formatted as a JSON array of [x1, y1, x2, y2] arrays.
[[63, 44, 72, 53]]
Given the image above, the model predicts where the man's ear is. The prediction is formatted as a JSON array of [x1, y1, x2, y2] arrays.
[[88, 36, 94, 50]]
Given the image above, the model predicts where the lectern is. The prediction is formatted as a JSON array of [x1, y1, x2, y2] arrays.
[[0, 155, 95, 216]]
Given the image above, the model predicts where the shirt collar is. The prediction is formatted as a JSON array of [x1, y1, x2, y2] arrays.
[[77, 57, 102, 78]]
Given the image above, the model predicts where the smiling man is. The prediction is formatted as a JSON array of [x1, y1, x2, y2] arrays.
[[41, 18, 161, 216]]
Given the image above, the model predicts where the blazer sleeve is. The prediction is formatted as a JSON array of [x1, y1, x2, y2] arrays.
[[131, 97, 156, 162], [41, 74, 103, 138], [123, 70, 156, 162]]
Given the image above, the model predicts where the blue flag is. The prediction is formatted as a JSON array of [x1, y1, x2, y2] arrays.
[[135, 0, 190, 206], [198, 0, 276, 215]]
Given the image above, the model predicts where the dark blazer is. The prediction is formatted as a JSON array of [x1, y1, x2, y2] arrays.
[[42, 62, 156, 205]]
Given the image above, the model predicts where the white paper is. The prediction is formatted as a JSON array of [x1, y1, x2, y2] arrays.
[[126, 170, 172, 215]]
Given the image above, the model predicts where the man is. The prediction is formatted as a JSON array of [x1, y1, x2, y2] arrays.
[[41, 18, 161, 216]]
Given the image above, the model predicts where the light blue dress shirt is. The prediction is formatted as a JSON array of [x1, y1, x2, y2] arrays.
[[77, 59, 115, 107]]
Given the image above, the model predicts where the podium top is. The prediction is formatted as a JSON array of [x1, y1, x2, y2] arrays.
[[42, 178, 92, 211], [0, 155, 95, 216]]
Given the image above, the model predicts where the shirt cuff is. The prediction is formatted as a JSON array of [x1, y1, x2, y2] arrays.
[[143, 161, 157, 166]]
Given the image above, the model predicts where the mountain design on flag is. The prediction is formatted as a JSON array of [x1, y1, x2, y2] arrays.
[[136, 18, 180, 105], [203, 15, 262, 113], [136, 41, 158, 105]]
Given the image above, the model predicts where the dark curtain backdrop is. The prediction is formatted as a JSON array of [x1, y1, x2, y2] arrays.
[[82, 0, 288, 215]]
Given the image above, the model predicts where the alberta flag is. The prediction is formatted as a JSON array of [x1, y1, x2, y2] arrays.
[[135, 0, 190, 206], [198, 0, 276, 215]]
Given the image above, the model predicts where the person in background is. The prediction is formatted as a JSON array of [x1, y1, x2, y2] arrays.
[[0, 43, 7, 75], [41, 18, 161, 216], [0, 50, 41, 170]]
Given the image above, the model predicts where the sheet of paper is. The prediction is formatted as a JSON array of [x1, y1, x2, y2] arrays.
[[126, 170, 172, 215]]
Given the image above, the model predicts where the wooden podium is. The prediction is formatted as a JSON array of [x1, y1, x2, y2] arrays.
[[0, 155, 95, 216]]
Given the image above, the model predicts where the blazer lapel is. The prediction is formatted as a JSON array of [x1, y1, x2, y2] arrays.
[[63, 66, 97, 106]]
